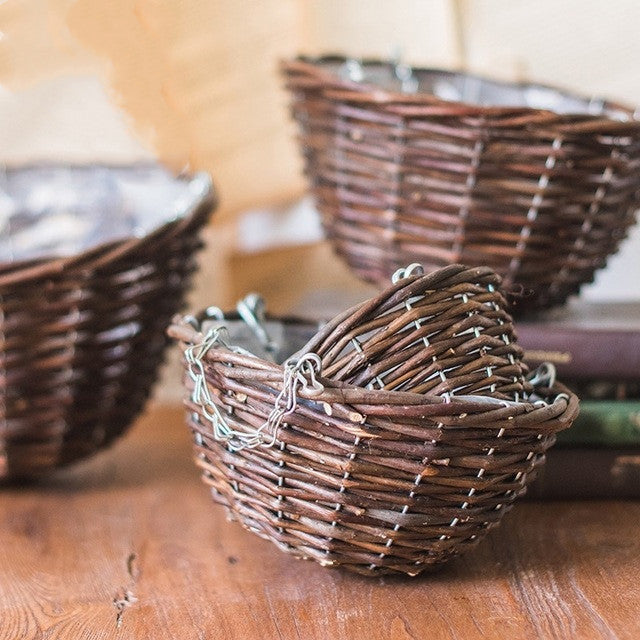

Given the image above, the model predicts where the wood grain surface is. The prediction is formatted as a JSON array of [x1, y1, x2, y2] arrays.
[[1, 405, 638, 640]]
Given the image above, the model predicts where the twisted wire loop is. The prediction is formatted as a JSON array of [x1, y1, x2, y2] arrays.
[[526, 362, 556, 388], [391, 263, 425, 283], [526, 362, 570, 404], [186, 324, 324, 451]]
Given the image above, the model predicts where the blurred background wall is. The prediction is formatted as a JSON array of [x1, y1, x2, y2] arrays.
[[2, 0, 639, 398]]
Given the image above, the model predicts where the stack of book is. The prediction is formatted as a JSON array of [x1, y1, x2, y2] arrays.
[[517, 301, 640, 499]]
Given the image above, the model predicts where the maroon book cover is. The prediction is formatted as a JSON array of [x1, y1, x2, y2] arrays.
[[516, 301, 640, 381]]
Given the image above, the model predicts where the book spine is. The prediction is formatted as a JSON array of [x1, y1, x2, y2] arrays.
[[515, 326, 640, 380], [526, 448, 640, 499], [556, 401, 640, 446]]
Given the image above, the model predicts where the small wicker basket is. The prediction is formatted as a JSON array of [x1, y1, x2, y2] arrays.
[[0, 164, 216, 478], [169, 264, 578, 576], [282, 56, 640, 312]]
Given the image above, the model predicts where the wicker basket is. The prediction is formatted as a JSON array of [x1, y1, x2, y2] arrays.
[[169, 264, 578, 576], [0, 165, 216, 478], [282, 56, 640, 312]]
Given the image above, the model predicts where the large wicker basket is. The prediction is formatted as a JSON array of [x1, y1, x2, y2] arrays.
[[169, 264, 578, 576], [0, 165, 215, 478], [282, 56, 640, 312]]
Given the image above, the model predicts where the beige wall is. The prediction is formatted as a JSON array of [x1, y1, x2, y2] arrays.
[[302, 0, 462, 67], [0, 0, 306, 221], [458, 0, 640, 104]]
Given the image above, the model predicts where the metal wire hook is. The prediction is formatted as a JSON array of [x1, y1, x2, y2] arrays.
[[392, 263, 425, 283], [236, 293, 278, 359], [342, 58, 364, 82], [392, 49, 418, 93], [285, 353, 324, 397], [526, 362, 557, 389]]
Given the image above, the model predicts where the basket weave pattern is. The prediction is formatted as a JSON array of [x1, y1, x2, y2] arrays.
[[282, 57, 640, 311], [0, 182, 214, 478], [170, 265, 578, 576]]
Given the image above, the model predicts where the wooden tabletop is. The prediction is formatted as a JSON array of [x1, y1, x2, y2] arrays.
[[2, 405, 639, 640]]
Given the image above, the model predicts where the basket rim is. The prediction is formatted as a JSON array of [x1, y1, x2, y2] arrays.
[[0, 163, 217, 286], [281, 54, 639, 122], [169, 310, 580, 422]]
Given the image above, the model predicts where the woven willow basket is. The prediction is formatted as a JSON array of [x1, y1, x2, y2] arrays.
[[282, 56, 640, 312], [0, 165, 215, 478], [169, 264, 578, 576]]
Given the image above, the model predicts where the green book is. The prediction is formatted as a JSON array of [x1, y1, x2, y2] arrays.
[[557, 400, 640, 447]]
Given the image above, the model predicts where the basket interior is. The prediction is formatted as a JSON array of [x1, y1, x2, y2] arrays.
[[200, 314, 321, 365], [314, 57, 630, 118], [0, 164, 211, 264]]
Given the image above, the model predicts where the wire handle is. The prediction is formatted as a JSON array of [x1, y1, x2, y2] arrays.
[[186, 322, 324, 451]]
